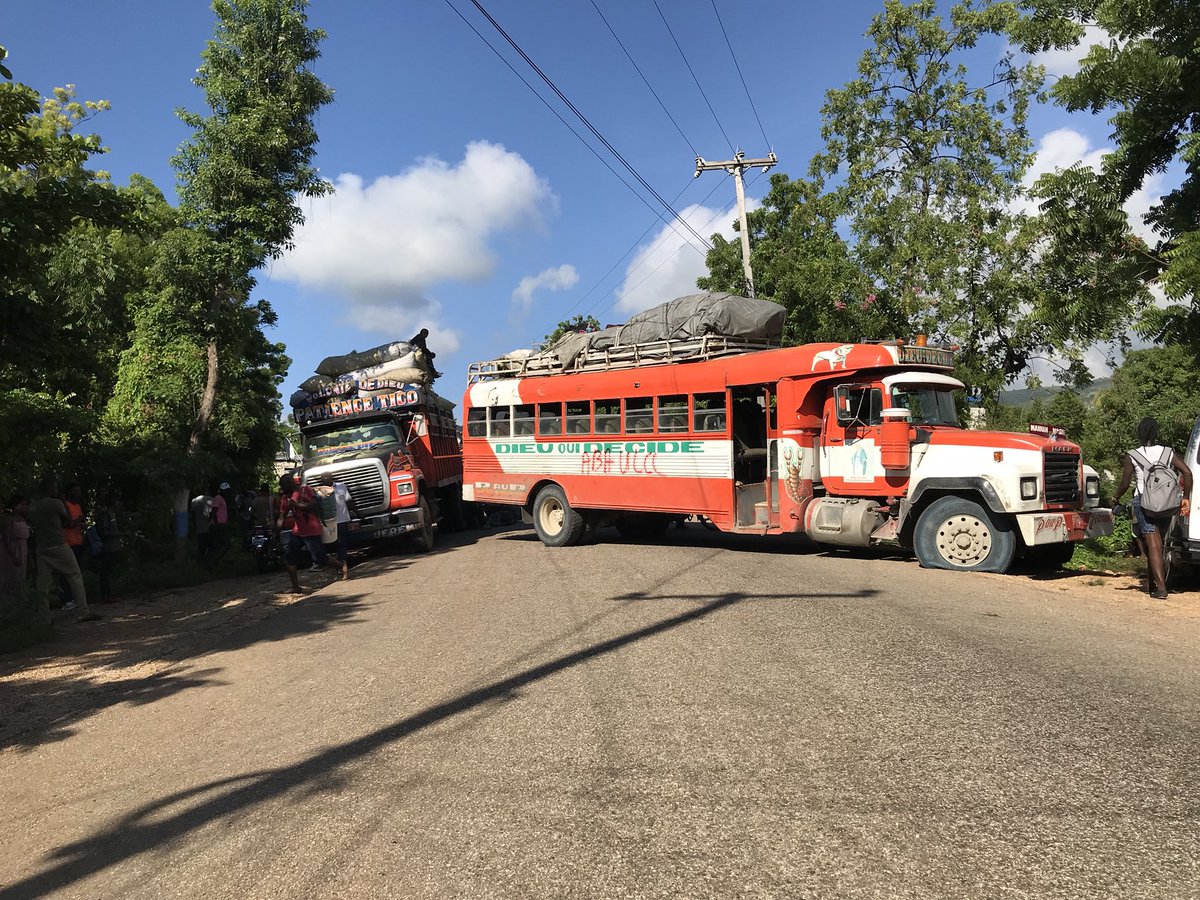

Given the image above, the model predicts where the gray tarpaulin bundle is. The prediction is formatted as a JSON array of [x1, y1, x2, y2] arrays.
[[543, 292, 785, 368], [291, 339, 436, 409]]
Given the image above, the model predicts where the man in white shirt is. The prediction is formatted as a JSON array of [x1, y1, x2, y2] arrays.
[[327, 477, 357, 581]]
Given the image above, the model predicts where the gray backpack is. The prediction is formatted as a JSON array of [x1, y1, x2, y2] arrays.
[[1132, 447, 1183, 517]]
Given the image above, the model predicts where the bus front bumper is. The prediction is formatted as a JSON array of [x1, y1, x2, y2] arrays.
[[1016, 508, 1113, 546]]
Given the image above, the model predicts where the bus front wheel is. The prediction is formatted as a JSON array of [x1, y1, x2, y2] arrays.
[[532, 485, 586, 547], [913, 496, 1015, 574]]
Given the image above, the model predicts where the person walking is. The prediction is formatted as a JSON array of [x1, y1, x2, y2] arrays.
[[1113, 416, 1193, 599], [320, 475, 358, 581], [28, 478, 99, 623], [0, 494, 31, 623], [210, 483, 231, 566], [96, 493, 123, 604], [191, 488, 213, 567], [63, 483, 87, 569], [277, 473, 338, 593]]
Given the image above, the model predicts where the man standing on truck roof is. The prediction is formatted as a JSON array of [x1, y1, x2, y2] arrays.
[[409, 328, 441, 379], [277, 473, 339, 593]]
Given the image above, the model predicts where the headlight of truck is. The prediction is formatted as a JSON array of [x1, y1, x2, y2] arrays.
[[1020, 476, 1039, 500], [394, 481, 414, 496], [1085, 475, 1100, 498]]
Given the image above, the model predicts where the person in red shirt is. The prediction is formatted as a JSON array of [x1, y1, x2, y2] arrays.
[[277, 473, 338, 593]]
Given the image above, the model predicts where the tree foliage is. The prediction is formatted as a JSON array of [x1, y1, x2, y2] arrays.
[[543, 314, 601, 348], [165, 0, 332, 454], [1081, 345, 1200, 484], [1017, 0, 1200, 335]]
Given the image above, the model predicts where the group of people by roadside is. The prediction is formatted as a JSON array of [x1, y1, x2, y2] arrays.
[[276, 472, 355, 593], [189, 475, 357, 593], [0, 477, 123, 626]]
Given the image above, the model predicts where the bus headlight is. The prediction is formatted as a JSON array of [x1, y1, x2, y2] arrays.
[[1020, 476, 1039, 500], [1085, 475, 1100, 498]]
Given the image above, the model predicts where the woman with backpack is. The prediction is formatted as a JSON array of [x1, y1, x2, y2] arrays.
[[1112, 417, 1192, 599]]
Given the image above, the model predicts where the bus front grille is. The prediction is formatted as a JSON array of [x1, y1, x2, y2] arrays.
[[1043, 451, 1081, 504]]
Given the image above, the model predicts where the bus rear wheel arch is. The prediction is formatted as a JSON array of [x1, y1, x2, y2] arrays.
[[913, 495, 1015, 574], [532, 484, 586, 547]]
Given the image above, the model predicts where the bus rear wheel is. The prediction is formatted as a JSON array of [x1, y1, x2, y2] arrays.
[[532, 485, 586, 547], [914, 496, 1015, 574]]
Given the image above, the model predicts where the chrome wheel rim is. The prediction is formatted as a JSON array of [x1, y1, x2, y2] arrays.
[[935, 513, 992, 567]]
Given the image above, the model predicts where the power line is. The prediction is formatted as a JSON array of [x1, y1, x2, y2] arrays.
[[590, 170, 765, 321], [459, 0, 713, 251], [442, 0, 704, 252], [586, 0, 697, 157], [559, 179, 699, 320], [651, 0, 735, 154], [562, 175, 727, 324], [710, 0, 771, 149]]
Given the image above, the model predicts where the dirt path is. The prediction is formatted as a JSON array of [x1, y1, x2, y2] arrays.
[[0, 566, 343, 752]]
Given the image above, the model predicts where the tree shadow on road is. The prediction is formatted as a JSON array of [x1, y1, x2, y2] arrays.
[[0, 590, 373, 752], [0, 586, 878, 899]]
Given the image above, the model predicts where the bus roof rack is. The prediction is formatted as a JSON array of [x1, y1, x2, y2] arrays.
[[467, 334, 779, 384]]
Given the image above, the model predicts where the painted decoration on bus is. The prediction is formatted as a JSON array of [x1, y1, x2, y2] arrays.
[[307, 377, 418, 401], [297, 387, 423, 423], [482, 439, 733, 479], [897, 345, 955, 368]]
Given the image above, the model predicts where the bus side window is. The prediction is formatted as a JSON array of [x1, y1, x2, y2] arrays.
[[566, 401, 591, 434], [595, 400, 621, 434], [693, 392, 727, 432], [490, 406, 511, 437], [658, 395, 688, 433], [625, 398, 653, 434], [538, 402, 563, 436], [466, 407, 486, 438], [513, 404, 535, 436]]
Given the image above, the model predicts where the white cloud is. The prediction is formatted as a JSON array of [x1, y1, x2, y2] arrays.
[[511, 264, 579, 311], [1030, 25, 1113, 77], [1018, 127, 1164, 242], [614, 201, 753, 315], [351, 300, 461, 353], [274, 141, 555, 343]]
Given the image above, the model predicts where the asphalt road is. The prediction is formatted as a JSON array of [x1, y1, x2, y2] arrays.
[[2, 525, 1198, 899]]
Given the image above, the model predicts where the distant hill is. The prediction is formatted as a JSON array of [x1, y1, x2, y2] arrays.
[[997, 377, 1112, 407]]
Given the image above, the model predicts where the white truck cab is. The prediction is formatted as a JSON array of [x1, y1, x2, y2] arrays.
[[1165, 415, 1200, 580]]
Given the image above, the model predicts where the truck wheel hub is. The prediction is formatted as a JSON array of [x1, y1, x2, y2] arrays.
[[937, 514, 991, 565]]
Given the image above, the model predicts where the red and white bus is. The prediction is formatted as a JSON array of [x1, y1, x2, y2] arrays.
[[461, 339, 1111, 573]]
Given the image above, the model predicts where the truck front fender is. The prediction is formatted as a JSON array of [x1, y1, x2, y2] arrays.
[[906, 477, 1007, 517]]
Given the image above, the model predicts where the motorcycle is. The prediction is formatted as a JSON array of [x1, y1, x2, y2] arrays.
[[250, 525, 281, 574]]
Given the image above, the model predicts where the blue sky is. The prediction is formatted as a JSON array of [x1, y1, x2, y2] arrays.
[[5, 1, 1140, 404]]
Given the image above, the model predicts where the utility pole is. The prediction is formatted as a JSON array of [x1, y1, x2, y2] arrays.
[[694, 149, 777, 299]]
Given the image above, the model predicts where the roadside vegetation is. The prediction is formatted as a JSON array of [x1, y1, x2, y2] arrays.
[[4, 0, 1198, 646]]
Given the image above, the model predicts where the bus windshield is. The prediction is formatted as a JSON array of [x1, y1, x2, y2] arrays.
[[304, 420, 402, 460], [890, 386, 960, 427]]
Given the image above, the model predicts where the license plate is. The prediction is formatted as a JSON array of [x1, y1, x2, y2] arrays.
[[373, 525, 411, 538]]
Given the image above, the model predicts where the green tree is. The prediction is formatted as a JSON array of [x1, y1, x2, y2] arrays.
[[1018, 0, 1199, 324], [699, 174, 874, 344], [1025, 165, 1157, 358], [0, 78, 135, 497], [810, 0, 1048, 395], [1082, 345, 1200, 485], [168, 0, 332, 456], [543, 314, 601, 347]]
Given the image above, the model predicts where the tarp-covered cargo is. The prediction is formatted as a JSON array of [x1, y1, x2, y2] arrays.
[[542, 292, 785, 368]]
